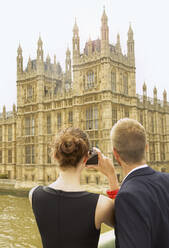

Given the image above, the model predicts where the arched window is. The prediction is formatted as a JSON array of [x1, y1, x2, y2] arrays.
[[149, 142, 155, 162], [111, 71, 116, 92], [47, 115, 51, 134], [27, 85, 33, 98], [47, 147, 51, 164], [86, 106, 98, 130], [112, 107, 117, 126], [123, 73, 128, 95], [149, 113, 154, 133], [160, 143, 165, 161], [87, 71, 94, 88]]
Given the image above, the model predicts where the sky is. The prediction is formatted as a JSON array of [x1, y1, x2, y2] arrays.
[[0, 0, 169, 111]]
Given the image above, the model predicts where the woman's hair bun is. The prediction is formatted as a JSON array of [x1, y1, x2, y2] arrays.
[[52, 127, 90, 168], [60, 136, 77, 154]]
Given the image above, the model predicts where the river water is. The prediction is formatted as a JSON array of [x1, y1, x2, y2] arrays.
[[0, 194, 41, 248], [0, 194, 111, 248]]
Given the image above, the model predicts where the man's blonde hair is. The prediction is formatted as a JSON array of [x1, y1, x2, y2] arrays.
[[110, 118, 146, 164]]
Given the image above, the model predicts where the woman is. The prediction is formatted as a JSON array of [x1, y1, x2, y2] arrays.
[[29, 127, 118, 248]]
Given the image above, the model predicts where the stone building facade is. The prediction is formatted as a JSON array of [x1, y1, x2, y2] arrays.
[[0, 9, 169, 188]]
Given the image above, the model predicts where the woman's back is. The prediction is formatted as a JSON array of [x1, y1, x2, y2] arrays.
[[32, 186, 100, 248]]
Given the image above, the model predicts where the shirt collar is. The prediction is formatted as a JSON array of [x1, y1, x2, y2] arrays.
[[122, 164, 148, 185]]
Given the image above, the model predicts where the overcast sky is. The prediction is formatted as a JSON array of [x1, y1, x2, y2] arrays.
[[0, 0, 169, 111]]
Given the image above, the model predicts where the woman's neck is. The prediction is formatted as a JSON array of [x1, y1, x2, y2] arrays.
[[49, 167, 84, 191]]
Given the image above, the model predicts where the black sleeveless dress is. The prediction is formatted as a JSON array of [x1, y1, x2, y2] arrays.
[[32, 186, 100, 248]]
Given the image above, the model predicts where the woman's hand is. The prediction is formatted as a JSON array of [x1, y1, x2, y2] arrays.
[[87, 147, 119, 190]]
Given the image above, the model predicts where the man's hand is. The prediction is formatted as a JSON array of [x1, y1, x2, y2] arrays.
[[87, 147, 119, 190]]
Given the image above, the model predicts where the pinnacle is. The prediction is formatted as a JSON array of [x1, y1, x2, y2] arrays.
[[73, 18, 79, 33], [101, 6, 108, 22], [17, 43, 22, 53], [38, 34, 43, 45]]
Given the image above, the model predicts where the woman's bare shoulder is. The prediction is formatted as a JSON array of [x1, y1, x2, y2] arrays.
[[29, 185, 39, 205]]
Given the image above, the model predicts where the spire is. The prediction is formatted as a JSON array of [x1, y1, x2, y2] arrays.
[[101, 7, 109, 41], [13, 103, 16, 114], [127, 23, 135, 66], [3, 105, 6, 119], [153, 86, 157, 104], [101, 7, 109, 56], [101, 6, 108, 23], [153, 86, 157, 96], [128, 23, 134, 40], [143, 81, 147, 91], [65, 47, 71, 81], [17, 43, 22, 54], [116, 33, 122, 53], [27, 56, 32, 71], [66, 46, 71, 56], [38, 35, 43, 46], [17, 43, 23, 75], [46, 54, 51, 63], [37, 35, 43, 61], [163, 89, 167, 104], [73, 18, 79, 34], [88, 36, 93, 55], [143, 81, 147, 98], [54, 54, 56, 64], [72, 18, 80, 64]]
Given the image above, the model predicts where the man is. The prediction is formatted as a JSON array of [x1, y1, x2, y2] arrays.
[[92, 118, 169, 248]]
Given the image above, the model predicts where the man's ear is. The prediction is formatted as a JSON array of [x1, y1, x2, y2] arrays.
[[113, 148, 122, 165], [113, 148, 118, 160], [145, 143, 148, 152]]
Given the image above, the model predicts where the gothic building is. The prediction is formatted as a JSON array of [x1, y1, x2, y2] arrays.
[[0, 9, 169, 188]]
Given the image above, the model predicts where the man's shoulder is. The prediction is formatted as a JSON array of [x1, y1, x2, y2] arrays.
[[119, 169, 169, 200]]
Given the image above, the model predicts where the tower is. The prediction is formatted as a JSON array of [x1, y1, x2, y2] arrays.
[[17, 44, 23, 77], [127, 24, 135, 66], [72, 19, 80, 65], [101, 7, 109, 56]]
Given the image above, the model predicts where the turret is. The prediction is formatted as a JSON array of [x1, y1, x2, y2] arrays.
[[127, 24, 135, 66], [65, 47, 71, 81], [17, 44, 23, 76], [72, 19, 80, 64], [115, 33, 122, 54], [101, 7, 109, 56]]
